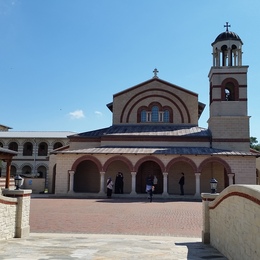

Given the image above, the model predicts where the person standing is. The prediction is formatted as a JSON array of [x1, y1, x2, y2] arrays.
[[179, 172, 185, 195], [146, 174, 154, 202], [107, 177, 113, 198], [115, 173, 120, 194], [118, 172, 124, 194]]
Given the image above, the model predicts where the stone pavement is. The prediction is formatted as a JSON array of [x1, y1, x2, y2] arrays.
[[0, 197, 227, 259]]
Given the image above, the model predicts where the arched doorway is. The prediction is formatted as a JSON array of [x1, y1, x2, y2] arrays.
[[136, 160, 163, 194], [74, 160, 100, 192]]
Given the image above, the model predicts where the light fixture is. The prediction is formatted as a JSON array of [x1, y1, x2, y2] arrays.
[[210, 178, 218, 194], [14, 174, 23, 190]]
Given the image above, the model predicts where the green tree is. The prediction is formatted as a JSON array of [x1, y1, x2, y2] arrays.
[[250, 137, 260, 151]]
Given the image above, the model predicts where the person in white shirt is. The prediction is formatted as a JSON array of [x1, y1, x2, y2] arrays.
[[107, 177, 113, 198]]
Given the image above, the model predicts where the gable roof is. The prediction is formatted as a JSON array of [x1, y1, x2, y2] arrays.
[[106, 77, 206, 118], [114, 78, 198, 98]]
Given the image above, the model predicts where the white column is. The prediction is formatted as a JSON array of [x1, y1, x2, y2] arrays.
[[99, 171, 106, 195], [228, 48, 232, 66], [194, 172, 201, 198], [68, 170, 75, 193], [213, 50, 215, 66], [216, 49, 220, 66], [228, 173, 235, 185], [130, 172, 137, 195], [238, 48, 242, 66], [162, 172, 169, 197]]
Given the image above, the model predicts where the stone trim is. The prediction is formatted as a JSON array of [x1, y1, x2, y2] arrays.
[[209, 191, 260, 210]]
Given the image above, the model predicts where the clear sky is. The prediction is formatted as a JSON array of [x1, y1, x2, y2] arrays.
[[1, 0, 260, 139]]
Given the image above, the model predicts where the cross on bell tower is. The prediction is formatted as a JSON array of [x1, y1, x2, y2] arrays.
[[224, 22, 231, 32]]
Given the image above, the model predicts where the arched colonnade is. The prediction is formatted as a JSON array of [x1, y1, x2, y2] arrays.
[[66, 155, 235, 197]]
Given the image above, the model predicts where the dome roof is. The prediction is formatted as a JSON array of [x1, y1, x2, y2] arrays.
[[212, 30, 243, 46]]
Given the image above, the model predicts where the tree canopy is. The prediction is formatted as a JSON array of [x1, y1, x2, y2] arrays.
[[250, 137, 260, 151]]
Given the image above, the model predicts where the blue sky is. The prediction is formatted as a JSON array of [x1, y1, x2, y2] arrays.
[[1, 0, 260, 140]]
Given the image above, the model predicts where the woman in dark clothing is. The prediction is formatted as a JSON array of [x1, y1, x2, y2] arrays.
[[179, 172, 185, 195]]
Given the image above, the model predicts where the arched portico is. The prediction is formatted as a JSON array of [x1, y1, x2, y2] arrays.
[[135, 156, 165, 194], [70, 155, 102, 193], [198, 157, 232, 193], [167, 156, 197, 195], [103, 155, 134, 194], [71, 155, 102, 172]]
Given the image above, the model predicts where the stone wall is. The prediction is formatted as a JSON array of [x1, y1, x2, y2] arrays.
[[202, 185, 260, 260], [0, 195, 16, 240], [0, 189, 32, 240]]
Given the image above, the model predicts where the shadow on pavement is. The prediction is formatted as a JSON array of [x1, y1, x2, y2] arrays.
[[175, 242, 227, 260]]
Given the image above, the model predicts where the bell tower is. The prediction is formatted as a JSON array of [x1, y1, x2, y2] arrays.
[[208, 23, 250, 151]]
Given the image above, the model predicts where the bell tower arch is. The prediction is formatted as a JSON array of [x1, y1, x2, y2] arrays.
[[208, 23, 250, 151]]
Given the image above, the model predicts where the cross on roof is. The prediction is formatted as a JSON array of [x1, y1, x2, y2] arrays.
[[153, 68, 159, 78], [224, 22, 231, 32]]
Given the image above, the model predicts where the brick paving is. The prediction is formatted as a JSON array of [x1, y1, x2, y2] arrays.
[[30, 197, 202, 237]]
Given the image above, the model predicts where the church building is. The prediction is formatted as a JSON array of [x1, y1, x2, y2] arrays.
[[50, 24, 258, 197]]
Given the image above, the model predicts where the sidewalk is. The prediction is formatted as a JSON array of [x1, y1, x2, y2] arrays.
[[0, 233, 227, 260], [0, 197, 227, 259]]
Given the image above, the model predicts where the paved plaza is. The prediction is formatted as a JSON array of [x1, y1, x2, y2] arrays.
[[0, 197, 227, 259]]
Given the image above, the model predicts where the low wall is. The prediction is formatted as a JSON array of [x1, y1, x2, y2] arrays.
[[202, 185, 260, 260], [0, 189, 32, 240], [23, 178, 45, 194]]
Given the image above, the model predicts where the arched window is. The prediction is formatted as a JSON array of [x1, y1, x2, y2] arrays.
[[163, 110, 170, 122], [37, 165, 47, 178], [141, 110, 146, 122], [151, 106, 159, 122], [22, 165, 32, 175], [0, 142, 3, 147], [23, 142, 33, 156], [9, 142, 18, 151], [53, 142, 63, 150], [38, 142, 48, 156], [138, 104, 172, 123]]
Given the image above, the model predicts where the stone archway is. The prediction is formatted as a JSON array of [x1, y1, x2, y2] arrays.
[[103, 156, 133, 194], [74, 160, 100, 193], [198, 157, 232, 193], [136, 160, 163, 194], [167, 157, 196, 195]]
